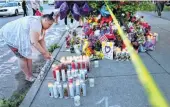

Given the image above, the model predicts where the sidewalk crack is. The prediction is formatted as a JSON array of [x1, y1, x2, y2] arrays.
[[146, 52, 170, 75]]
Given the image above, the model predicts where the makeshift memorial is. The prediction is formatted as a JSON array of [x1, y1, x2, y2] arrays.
[[81, 12, 157, 60], [61, 2, 158, 61]]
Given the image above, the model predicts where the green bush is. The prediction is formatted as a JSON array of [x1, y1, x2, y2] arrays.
[[137, 2, 170, 11]]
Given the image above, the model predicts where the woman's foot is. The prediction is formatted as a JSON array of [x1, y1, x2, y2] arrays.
[[25, 76, 36, 82]]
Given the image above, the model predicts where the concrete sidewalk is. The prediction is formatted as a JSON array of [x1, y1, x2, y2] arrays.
[[20, 12, 170, 107], [150, 11, 170, 21]]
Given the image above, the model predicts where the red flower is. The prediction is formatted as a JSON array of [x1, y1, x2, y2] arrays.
[[122, 43, 126, 49], [131, 18, 136, 22], [100, 16, 113, 25], [120, 1, 125, 5]]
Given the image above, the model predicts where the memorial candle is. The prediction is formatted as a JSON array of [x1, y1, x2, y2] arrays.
[[55, 69, 60, 83], [71, 69, 75, 77], [63, 83, 69, 99], [48, 83, 54, 97], [76, 79, 80, 95], [74, 96, 81, 106], [68, 76, 73, 84], [85, 56, 90, 72], [81, 70, 86, 80], [80, 80, 86, 96], [67, 70, 71, 78], [69, 83, 74, 98], [75, 69, 78, 76], [57, 83, 63, 98], [82, 62, 86, 70], [61, 69, 66, 82], [53, 82, 58, 98], [71, 61, 76, 69], [77, 62, 81, 70]]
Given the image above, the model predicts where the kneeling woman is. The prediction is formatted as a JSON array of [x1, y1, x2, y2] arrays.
[[0, 12, 55, 82]]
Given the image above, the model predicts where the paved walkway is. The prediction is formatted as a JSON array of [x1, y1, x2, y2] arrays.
[[20, 12, 170, 107], [149, 11, 170, 21]]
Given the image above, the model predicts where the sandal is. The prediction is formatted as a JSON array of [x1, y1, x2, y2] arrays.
[[25, 76, 36, 82]]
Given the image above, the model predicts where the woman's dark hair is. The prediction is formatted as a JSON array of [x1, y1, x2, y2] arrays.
[[42, 12, 54, 21]]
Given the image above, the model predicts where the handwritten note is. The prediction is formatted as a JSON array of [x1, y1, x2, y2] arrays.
[[102, 42, 114, 60]]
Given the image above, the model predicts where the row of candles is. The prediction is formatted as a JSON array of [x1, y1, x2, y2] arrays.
[[48, 79, 86, 99], [52, 55, 91, 83], [60, 55, 90, 68]]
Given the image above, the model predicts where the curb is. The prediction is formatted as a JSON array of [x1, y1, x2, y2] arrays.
[[19, 30, 68, 107]]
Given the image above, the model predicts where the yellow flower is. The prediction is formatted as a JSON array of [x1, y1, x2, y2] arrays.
[[95, 51, 104, 59], [82, 39, 89, 53], [85, 48, 92, 56]]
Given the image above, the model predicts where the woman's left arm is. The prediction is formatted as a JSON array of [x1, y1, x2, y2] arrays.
[[39, 38, 47, 52]]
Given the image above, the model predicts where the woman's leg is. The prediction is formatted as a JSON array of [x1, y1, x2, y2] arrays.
[[157, 2, 162, 16], [18, 57, 31, 79], [27, 59, 32, 76]]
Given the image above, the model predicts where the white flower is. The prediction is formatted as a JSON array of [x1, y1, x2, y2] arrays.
[[122, 13, 125, 16]]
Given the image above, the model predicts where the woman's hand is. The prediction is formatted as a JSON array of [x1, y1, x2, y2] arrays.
[[42, 52, 51, 60]]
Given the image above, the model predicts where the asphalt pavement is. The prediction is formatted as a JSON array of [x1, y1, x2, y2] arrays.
[[0, 14, 22, 99]]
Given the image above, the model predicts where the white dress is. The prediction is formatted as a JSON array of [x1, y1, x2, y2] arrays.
[[0, 16, 43, 59]]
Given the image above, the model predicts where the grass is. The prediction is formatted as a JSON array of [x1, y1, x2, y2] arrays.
[[138, 2, 170, 11], [0, 90, 28, 107]]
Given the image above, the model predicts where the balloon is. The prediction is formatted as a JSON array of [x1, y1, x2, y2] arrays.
[[80, 2, 92, 16], [74, 1, 86, 7], [72, 3, 81, 21], [55, 1, 64, 9], [100, 5, 110, 17], [60, 2, 69, 20]]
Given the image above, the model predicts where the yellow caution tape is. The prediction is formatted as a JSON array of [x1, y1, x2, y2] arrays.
[[105, 1, 169, 107]]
